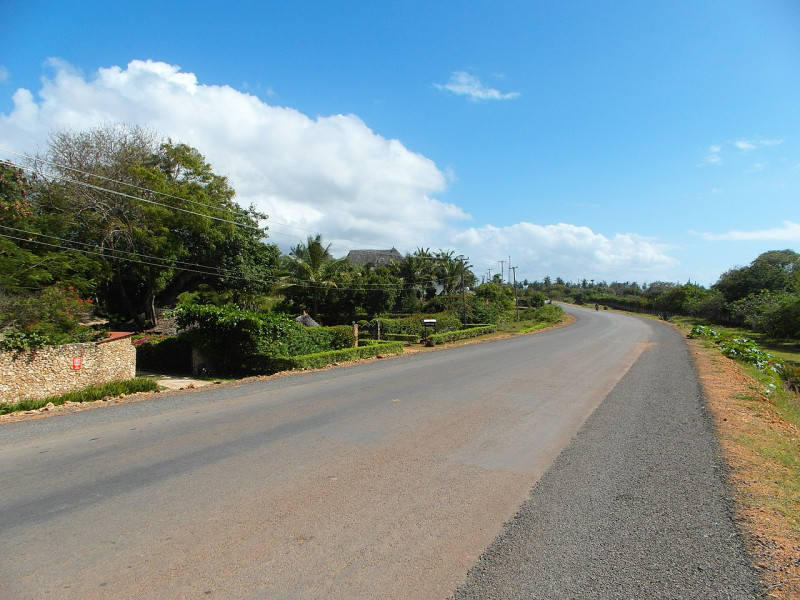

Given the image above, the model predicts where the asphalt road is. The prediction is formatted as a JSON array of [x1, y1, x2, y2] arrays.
[[0, 306, 761, 599]]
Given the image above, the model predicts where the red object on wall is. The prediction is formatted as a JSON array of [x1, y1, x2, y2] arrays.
[[72, 357, 82, 370]]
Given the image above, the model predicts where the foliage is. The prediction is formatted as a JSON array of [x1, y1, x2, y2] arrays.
[[517, 303, 565, 325], [473, 282, 515, 310], [730, 291, 800, 339], [382, 333, 420, 343], [134, 334, 193, 373], [0, 286, 101, 348], [282, 234, 346, 319], [174, 303, 355, 374], [0, 329, 52, 351], [0, 377, 159, 415], [268, 341, 403, 372], [714, 249, 799, 302], [427, 325, 496, 345], [688, 325, 786, 380], [374, 313, 463, 337], [27, 125, 277, 328]]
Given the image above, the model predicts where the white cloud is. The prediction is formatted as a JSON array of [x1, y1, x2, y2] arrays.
[[0, 66, 8, 83], [0, 59, 679, 282], [705, 145, 723, 165], [452, 222, 677, 282], [434, 71, 520, 102], [698, 220, 800, 242], [0, 59, 467, 253], [734, 138, 782, 151], [705, 138, 784, 165]]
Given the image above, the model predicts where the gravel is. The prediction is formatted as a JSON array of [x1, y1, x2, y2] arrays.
[[451, 320, 764, 600]]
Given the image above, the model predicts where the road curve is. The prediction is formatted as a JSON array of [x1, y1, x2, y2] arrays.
[[0, 306, 759, 599]]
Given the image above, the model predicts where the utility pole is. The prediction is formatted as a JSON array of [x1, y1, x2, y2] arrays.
[[487, 268, 492, 283], [510, 265, 518, 321], [458, 255, 468, 324], [498, 260, 505, 285]]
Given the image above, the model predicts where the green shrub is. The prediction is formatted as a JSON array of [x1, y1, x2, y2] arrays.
[[174, 304, 356, 375], [0, 286, 100, 348], [374, 313, 463, 337], [268, 342, 403, 372], [782, 363, 800, 393], [518, 303, 564, 324], [427, 325, 496, 345], [135, 335, 193, 373], [383, 333, 419, 342]]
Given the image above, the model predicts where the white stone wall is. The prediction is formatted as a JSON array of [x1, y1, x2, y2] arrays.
[[0, 337, 136, 404]]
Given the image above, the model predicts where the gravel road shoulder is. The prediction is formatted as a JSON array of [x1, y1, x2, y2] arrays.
[[451, 318, 764, 599]]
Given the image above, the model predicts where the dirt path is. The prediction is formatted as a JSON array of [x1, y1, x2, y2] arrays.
[[690, 338, 800, 599]]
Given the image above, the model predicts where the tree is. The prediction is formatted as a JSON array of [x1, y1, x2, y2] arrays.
[[29, 125, 277, 327], [714, 250, 800, 302], [393, 250, 433, 311], [284, 234, 346, 319]]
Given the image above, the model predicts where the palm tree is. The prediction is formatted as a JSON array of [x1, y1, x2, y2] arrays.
[[285, 234, 345, 318]]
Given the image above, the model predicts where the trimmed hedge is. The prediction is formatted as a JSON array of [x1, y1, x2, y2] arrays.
[[383, 333, 420, 343], [269, 342, 403, 372], [374, 313, 463, 337], [427, 325, 496, 345]]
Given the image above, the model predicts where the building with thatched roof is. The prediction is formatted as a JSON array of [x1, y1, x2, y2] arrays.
[[295, 311, 320, 327], [346, 248, 404, 267]]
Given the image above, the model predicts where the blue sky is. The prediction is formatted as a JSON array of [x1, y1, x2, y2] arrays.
[[2, 0, 799, 285]]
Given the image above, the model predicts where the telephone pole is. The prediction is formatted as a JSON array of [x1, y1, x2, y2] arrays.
[[498, 260, 505, 285], [510, 265, 518, 320]]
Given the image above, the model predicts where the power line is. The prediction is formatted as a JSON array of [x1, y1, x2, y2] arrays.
[[1, 149, 264, 230], [2, 150, 486, 275], [0, 229, 467, 293], [1, 151, 482, 288]]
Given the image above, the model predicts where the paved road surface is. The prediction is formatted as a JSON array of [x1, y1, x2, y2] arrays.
[[0, 306, 760, 599]]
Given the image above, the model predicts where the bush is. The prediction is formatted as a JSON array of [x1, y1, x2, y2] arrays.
[[135, 335, 193, 373], [518, 303, 564, 324], [374, 313, 463, 337], [383, 333, 420, 343], [268, 342, 403, 372], [782, 363, 800, 393], [689, 325, 785, 376], [427, 325, 496, 345], [0, 286, 102, 348]]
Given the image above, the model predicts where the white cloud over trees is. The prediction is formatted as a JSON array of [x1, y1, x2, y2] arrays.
[[0, 59, 678, 282]]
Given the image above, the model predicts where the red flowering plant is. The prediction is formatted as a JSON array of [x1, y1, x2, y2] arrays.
[[0, 285, 103, 350]]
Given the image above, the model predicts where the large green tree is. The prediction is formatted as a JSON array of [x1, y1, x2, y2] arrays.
[[714, 249, 800, 302], [27, 125, 278, 327]]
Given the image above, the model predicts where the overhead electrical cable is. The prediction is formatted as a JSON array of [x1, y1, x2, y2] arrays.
[[0, 151, 262, 231], [0, 229, 465, 292]]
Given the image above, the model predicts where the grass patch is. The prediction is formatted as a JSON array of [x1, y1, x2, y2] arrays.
[[0, 377, 160, 415]]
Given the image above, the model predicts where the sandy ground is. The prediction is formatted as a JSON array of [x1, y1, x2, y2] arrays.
[[689, 337, 800, 599]]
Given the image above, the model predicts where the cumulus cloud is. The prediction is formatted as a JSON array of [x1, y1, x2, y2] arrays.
[[698, 220, 800, 242], [452, 222, 677, 282], [434, 71, 520, 102], [0, 59, 466, 253], [0, 59, 679, 282]]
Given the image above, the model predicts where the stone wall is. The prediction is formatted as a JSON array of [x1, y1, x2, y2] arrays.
[[0, 334, 136, 404]]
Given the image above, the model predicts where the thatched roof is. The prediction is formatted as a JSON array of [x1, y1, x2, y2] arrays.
[[295, 312, 320, 327], [346, 247, 404, 267]]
